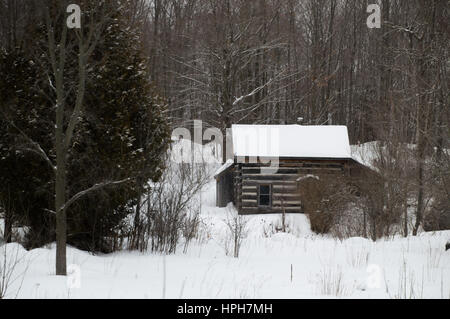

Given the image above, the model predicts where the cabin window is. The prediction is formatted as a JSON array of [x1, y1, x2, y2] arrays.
[[258, 184, 272, 207]]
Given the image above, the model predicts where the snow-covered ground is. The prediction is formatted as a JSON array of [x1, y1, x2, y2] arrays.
[[1, 141, 449, 299], [1, 179, 449, 299]]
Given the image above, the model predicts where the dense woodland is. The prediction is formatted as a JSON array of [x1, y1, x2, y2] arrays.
[[137, 0, 448, 145], [0, 0, 449, 276]]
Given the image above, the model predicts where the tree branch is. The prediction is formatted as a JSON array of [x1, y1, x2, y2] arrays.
[[59, 178, 134, 213], [1, 112, 56, 173]]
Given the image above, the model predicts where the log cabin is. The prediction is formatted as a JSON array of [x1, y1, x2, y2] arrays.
[[215, 125, 370, 215]]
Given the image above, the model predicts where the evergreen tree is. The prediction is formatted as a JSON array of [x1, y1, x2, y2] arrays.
[[0, 48, 54, 245], [66, 5, 171, 252], [0, 1, 171, 252]]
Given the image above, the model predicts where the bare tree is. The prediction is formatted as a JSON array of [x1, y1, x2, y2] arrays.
[[224, 206, 248, 258], [164, 0, 289, 162], [131, 142, 213, 253], [3, 2, 132, 275], [40, 2, 117, 276], [0, 241, 29, 299]]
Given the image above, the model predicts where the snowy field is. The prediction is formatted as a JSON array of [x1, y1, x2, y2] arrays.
[[1, 179, 449, 299], [1, 141, 449, 299]]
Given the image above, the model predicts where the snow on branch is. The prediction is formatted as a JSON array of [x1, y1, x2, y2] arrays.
[[233, 78, 274, 106], [3, 114, 56, 173], [59, 178, 134, 213]]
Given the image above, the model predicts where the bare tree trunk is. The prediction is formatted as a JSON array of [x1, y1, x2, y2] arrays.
[[403, 190, 408, 237], [132, 181, 143, 250], [55, 175, 67, 275], [4, 211, 12, 244], [413, 158, 425, 236], [363, 209, 367, 239], [412, 0, 436, 236], [2, 187, 13, 244], [53, 24, 68, 275], [55, 60, 68, 276]]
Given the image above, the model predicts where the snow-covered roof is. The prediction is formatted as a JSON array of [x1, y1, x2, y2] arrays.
[[214, 159, 234, 178], [231, 125, 352, 159]]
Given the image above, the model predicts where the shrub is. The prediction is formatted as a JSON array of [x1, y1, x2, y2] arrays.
[[299, 174, 357, 235], [129, 151, 213, 253]]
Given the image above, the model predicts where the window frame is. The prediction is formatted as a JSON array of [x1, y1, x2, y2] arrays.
[[258, 184, 272, 208]]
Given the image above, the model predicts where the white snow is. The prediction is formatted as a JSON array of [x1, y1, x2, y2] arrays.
[[1, 141, 449, 299], [214, 159, 234, 178], [232, 125, 352, 159], [1, 180, 449, 299], [296, 175, 320, 182], [351, 141, 379, 170], [170, 137, 222, 165]]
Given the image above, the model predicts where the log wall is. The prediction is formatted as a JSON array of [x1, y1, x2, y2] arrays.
[[234, 158, 351, 215]]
